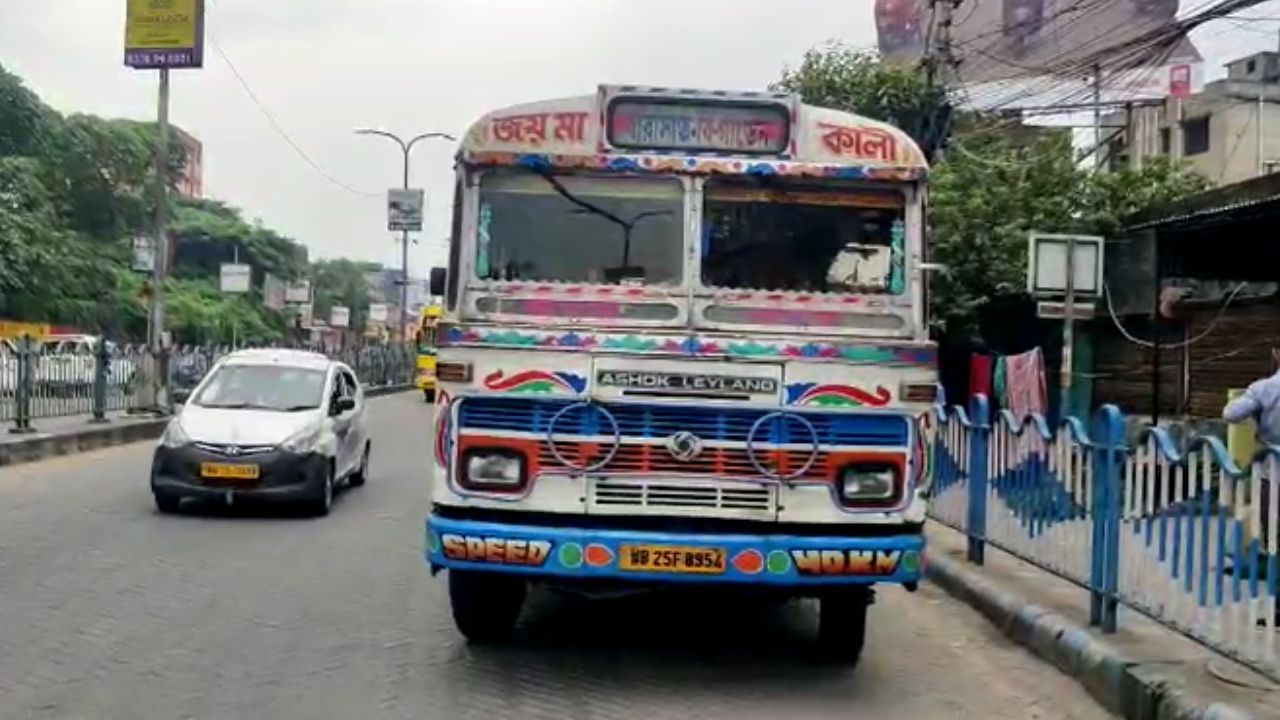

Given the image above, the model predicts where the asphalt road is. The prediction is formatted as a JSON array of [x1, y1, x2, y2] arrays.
[[0, 393, 1114, 720]]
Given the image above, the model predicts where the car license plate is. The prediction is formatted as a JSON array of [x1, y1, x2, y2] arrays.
[[200, 463, 260, 480], [618, 545, 726, 574]]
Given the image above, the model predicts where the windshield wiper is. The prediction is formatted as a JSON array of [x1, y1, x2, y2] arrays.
[[279, 404, 319, 412]]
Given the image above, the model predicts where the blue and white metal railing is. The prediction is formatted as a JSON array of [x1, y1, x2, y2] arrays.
[[929, 395, 1277, 679]]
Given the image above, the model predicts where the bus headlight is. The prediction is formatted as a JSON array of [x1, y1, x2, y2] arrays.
[[838, 464, 898, 503], [460, 449, 527, 492]]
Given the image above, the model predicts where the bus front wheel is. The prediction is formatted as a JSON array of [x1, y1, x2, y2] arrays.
[[448, 570, 526, 643], [817, 588, 870, 666]]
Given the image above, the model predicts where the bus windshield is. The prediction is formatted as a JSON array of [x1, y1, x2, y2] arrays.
[[476, 173, 684, 286], [701, 180, 906, 295]]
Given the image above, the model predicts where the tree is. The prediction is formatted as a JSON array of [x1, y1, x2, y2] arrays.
[[774, 46, 1209, 339], [774, 42, 950, 157], [310, 259, 375, 335]]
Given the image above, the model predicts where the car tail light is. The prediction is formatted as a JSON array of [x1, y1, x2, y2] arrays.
[[899, 382, 938, 403], [437, 361, 472, 383]]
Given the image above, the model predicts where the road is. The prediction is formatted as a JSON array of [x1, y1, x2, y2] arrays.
[[0, 393, 1113, 720]]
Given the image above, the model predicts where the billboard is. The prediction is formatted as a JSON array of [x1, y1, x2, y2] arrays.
[[285, 281, 312, 304], [876, 0, 1201, 108], [219, 264, 251, 294], [388, 189, 424, 232], [263, 274, 287, 311], [124, 0, 206, 69], [330, 306, 351, 329]]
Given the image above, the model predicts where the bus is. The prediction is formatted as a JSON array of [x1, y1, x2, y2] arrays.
[[424, 85, 937, 666], [415, 304, 443, 401]]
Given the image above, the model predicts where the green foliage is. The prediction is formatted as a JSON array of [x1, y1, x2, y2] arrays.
[[774, 42, 949, 153], [310, 259, 375, 335], [774, 46, 1209, 339], [0, 61, 313, 345]]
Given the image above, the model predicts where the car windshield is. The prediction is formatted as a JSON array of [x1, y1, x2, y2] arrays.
[[193, 364, 328, 411], [476, 173, 684, 286], [701, 180, 907, 294]]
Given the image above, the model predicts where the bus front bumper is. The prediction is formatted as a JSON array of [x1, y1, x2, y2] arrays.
[[425, 515, 924, 586]]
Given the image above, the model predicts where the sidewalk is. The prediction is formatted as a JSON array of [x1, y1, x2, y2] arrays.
[[0, 410, 168, 466], [0, 385, 414, 467], [927, 524, 1279, 720], [1, 410, 148, 440]]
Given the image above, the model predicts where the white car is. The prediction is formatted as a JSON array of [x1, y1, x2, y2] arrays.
[[149, 349, 371, 516]]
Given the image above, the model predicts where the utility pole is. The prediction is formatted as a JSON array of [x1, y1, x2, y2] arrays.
[[147, 68, 171, 413], [1092, 63, 1104, 171], [354, 129, 455, 342], [1258, 90, 1266, 176]]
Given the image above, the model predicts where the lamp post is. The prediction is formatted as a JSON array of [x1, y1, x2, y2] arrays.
[[354, 129, 455, 341]]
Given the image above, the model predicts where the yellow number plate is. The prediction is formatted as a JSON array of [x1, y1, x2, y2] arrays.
[[618, 545, 726, 574], [200, 463, 260, 480]]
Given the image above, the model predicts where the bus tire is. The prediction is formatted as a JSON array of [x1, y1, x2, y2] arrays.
[[817, 588, 870, 666], [423, 389, 435, 402], [448, 570, 526, 643]]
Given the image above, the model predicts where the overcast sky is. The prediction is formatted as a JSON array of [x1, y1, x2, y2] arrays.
[[2, 0, 1276, 278]]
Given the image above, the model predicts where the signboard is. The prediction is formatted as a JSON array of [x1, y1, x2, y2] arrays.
[[285, 281, 311, 304], [1027, 234, 1104, 297], [330, 306, 351, 329], [131, 236, 156, 273], [596, 370, 778, 396], [368, 304, 389, 323], [124, 0, 206, 69], [607, 99, 789, 154], [219, 263, 252, 294], [1170, 64, 1192, 99], [262, 274, 286, 311], [1037, 301, 1097, 321], [388, 189, 424, 232]]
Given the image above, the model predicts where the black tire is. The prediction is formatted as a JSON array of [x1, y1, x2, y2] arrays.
[[348, 443, 370, 487], [305, 464, 335, 517], [448, 569, 526, 643], [423, 388, 435, 403], [154, 493, 182, 514], [818, 589, 870, 666]]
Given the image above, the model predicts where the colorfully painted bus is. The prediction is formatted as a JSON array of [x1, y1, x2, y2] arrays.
[[424, 85, 937, 665], [415, 304, 443, 401]]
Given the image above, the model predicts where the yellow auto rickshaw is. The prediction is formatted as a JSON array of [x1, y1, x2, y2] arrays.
[[415, 304, 442, 401]]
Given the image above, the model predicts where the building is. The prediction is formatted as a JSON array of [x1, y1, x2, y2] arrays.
[[171, 125, 203, 198], [1091, 173, 1280, 423], [1106, 50, 1280, 185]]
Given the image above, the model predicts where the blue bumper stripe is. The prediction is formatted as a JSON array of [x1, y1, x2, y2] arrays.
[[425, 515, 925, 586]]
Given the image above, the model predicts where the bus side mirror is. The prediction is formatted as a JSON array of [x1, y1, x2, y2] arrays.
[[429, 267, 447, 297]]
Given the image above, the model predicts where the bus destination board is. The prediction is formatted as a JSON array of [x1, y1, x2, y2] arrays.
[[608, 99, 789, 155]]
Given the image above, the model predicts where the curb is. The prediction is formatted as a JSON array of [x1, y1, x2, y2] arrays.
[[0, 384, 414, 468], [926, 553, 1257, 720]]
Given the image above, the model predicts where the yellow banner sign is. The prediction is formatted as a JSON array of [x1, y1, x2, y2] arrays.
[[0, 321, 51, 340], [124, 0, 205, 69]]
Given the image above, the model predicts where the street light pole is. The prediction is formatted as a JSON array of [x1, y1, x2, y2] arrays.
[[354, 129, 455, 342]]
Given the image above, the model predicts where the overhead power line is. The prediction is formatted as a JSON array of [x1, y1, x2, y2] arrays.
[[204, 0, 379, 198]]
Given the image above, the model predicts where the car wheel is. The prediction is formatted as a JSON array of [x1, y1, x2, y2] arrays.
[[449, 569, 526, 644], [348, 442, 370, 487], [817, 588, 870, 666], [154, 493, 183, 514], [306, 464, 335, 517]]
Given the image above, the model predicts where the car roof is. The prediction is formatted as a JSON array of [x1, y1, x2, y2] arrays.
[[220, 348, 336, 371]]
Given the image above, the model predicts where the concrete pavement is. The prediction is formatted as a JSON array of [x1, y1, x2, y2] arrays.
[[0, 394, 1114, 720]]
